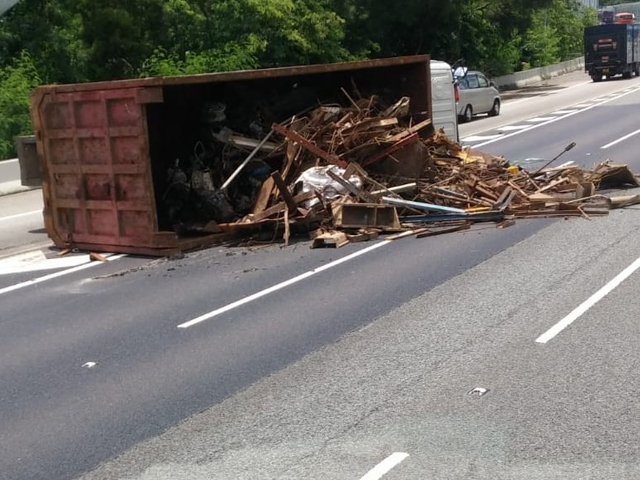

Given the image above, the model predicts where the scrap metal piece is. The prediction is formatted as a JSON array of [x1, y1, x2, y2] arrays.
[[468, 387, 489, 397], [381, 196, 467, 214]]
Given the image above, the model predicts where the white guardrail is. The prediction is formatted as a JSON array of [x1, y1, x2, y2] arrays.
[[492, 57, 585, 90]]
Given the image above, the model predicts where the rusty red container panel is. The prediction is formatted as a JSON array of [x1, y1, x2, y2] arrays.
[[31, 55, 432, 255], [31, 86, 172, 253]]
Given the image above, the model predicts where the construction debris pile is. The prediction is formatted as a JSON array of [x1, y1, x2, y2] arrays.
[[163, 94, 640, 248]]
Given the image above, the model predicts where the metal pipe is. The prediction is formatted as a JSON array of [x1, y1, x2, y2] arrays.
[[220, 129, 275, 190]]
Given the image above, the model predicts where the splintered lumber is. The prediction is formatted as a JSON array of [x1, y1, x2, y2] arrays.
[[386, 118, 433, 142], [252, 177, 276, 215], [496, 219, 516, 229], [89, 252, 108, 262], [347, 229, 380, 242], [271, 172, 298, 213], [386, 228, 429, 240], [209, 94, 638, 250], [493, 187, 516, 211], [272, 122, 347, 167], [362, 133, 420, 167], [415, 223, 471, 238], [310, 229, 349, 248], [250, 191, 315, 222], [610, 194, 640, 208]]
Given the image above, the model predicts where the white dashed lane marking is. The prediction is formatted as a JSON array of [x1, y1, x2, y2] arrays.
[[461, 84, 640, 148]]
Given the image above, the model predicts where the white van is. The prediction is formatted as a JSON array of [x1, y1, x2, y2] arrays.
[[430, 60, 459, 142]]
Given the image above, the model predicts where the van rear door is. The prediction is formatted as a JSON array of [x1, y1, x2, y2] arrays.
[[430, 60, 459, 142]]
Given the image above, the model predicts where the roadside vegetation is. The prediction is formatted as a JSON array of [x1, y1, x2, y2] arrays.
[[0, 0, 596, 159]]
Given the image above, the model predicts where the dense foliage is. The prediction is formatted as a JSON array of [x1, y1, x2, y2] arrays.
[[0, 0, 595, 158]]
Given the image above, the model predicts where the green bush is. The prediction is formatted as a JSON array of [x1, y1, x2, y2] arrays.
[[0, 51, 40, 159]]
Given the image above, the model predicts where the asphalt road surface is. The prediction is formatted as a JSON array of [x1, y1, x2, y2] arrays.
[[2, 72, 640, 480]]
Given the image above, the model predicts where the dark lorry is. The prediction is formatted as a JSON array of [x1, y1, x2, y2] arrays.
[[584, 24, 640, 82]]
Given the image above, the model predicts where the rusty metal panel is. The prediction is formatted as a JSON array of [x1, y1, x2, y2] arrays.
[[33, 87, 164, 250]]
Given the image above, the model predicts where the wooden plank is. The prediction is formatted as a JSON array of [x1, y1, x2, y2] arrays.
[[496, 219, 516, 229], [251, 176, 275, 215], [272, 122, 347, 167], [271, 172, 298, 213], [385, 118, 432, 142], [534, 177, 570, 194], [415, 223, 471, 238], [610, 194, 640, 208], [514, 210, 608, 218], [386, 228, 429, 240], [310, 230, 350, 249], [342, 117, 398, 135], [347, 230, 380, 242], [250, 191, 315, 222], [362, 133, 419, 167]]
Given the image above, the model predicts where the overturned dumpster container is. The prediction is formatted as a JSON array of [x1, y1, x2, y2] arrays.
[[31, 55, 432, 255]]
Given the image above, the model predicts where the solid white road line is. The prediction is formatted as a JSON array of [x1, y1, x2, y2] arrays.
[[472, 85, 640, 148], [0, 209, 41, 222], [359, 452, 409, 480], [0, 254, 126, 296], [600, 128, 640, 149], [536, 256, 640, 344], [178, 240, 392, 329], [551, 110, 579, 115]]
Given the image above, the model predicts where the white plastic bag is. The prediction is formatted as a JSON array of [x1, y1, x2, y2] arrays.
[[294, 165, 362, 208]]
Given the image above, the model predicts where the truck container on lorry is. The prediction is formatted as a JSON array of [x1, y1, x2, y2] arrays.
[[585, 24, 640, 81]]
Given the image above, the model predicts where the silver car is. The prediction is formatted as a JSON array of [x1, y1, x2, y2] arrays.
[[456, 70, 501, 122]]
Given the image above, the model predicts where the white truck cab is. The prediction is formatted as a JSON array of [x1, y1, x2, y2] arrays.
[[430, 60, 460, 142]]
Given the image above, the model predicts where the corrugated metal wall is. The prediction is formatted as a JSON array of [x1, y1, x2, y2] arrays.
[[578, 0, 599, 8]]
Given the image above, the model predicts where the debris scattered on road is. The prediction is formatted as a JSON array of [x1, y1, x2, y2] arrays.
[[160, 93, 640, 251], [82, 362, 97, 369], [89, 253, 108, 262], [468, 387, 489, 397]]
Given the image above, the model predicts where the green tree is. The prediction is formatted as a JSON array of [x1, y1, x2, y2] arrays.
[[0, 0, 84, 83], [0, 51, 40, 158], [523, 8, 561, 67]]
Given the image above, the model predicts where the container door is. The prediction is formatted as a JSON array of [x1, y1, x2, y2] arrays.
[[33, 87, 166, 250]]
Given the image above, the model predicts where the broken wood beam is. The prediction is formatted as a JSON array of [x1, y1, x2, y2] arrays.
[[415, 223, 471, 238], [272, 122, 347, 167], [362, 133, 419, 167], [271, 172, 298, 214], [250, 191, 315, 222], [385, 118, 433, 142]]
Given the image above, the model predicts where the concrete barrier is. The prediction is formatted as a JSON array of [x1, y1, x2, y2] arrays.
[[493, 57, 585, 90], [0, 158, 19, 183], [0, 158, 38, 197]]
